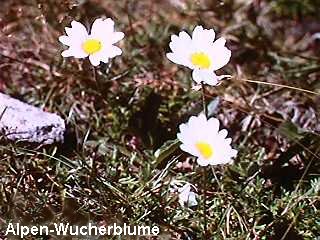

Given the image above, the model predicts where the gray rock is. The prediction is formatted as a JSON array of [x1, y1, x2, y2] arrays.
[[0, 93, 65, 144]]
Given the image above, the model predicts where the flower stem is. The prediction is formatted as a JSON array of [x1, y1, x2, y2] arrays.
[[92, 65, 101, 90], [201, 82, 208, 237], [201, 82, 208, 117]]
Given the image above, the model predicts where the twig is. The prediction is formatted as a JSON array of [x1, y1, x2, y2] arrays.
[[237, 77, 320, 96]]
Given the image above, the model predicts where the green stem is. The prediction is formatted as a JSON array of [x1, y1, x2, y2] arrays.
[[92, 65, 102, 91], [201, 82, 208, 117], [201, 82, 208, 238]]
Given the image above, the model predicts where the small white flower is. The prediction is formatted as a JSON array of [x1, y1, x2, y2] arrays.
[[166, 25, 231, 86], [59, 18, 124, 66], [178, 183, 198, 207], [312, 32, 320, 40], [177, 114, 237, 166]]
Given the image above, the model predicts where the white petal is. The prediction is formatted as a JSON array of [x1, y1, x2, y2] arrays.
[[209, 37, 231, 70], [178, 183, 191, 194], [92, 49, 110, 63], [61, 48, 87, 58], [187, 192, 198, 207], [103, 18, 115, 32], [192, 25, 215, 48], [111, 32, 125, 44], [197, 158, 209, 166], [59, 36, 71, 45], [188, 115, 204, 128], [91, 18, 119, 44], [178, 124, 191, 139], [90, 18, 105, 35], [178, 183, 198, 207], [91, 45, 122, 64], [312, 32, 320, 40], [208, 159, 224, 166], [212, 37, 226, 47], [89, 54, 101, 66], [230, 149, 238, 158], [168, 35, 186, 55], [192, 69, 219, 85], [179, 31, 192, 43], [212, 47, 231, 71], [225, 138, 232, 144], [178, 129, 197, 147], [91, 18, 115, 39], [192, 26, 204, 38], [166, 53, 183, 65], [207, 117, 220, 134], [197, 114, 207, 124], [61, 21, 88, 50], [177, 132, 183, 142], [64, 27, 72, 36], [69, 21, 88, 39], [100, 56, 110, 64], [73, 48, 88, 58], [191, 69, 204, 84], [179, 143, 189, 153], [219, 129, 228, 139], [180, 143, 198, 157], [61, 50, 73, 57], [108, 46, 122, 58], [167, 31, 193, 68], [219, 155, 234, 164]]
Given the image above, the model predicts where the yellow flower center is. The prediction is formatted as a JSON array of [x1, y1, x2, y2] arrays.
[[82, 39, 102, 54], [195, 141, 213, 159], [191, 52, 211, 69]]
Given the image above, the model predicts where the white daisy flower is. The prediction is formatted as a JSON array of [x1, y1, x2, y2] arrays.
[[166, 25, 231, 86], [178, 183, 198, 207], [177, 114, 237, 166], [59, 18, 124, 66]]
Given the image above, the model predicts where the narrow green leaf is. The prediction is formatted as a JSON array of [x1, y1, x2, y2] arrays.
[[154, 139, 180, 166]]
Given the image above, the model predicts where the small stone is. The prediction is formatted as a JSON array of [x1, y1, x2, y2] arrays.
[[0, 93, 65, 144]]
